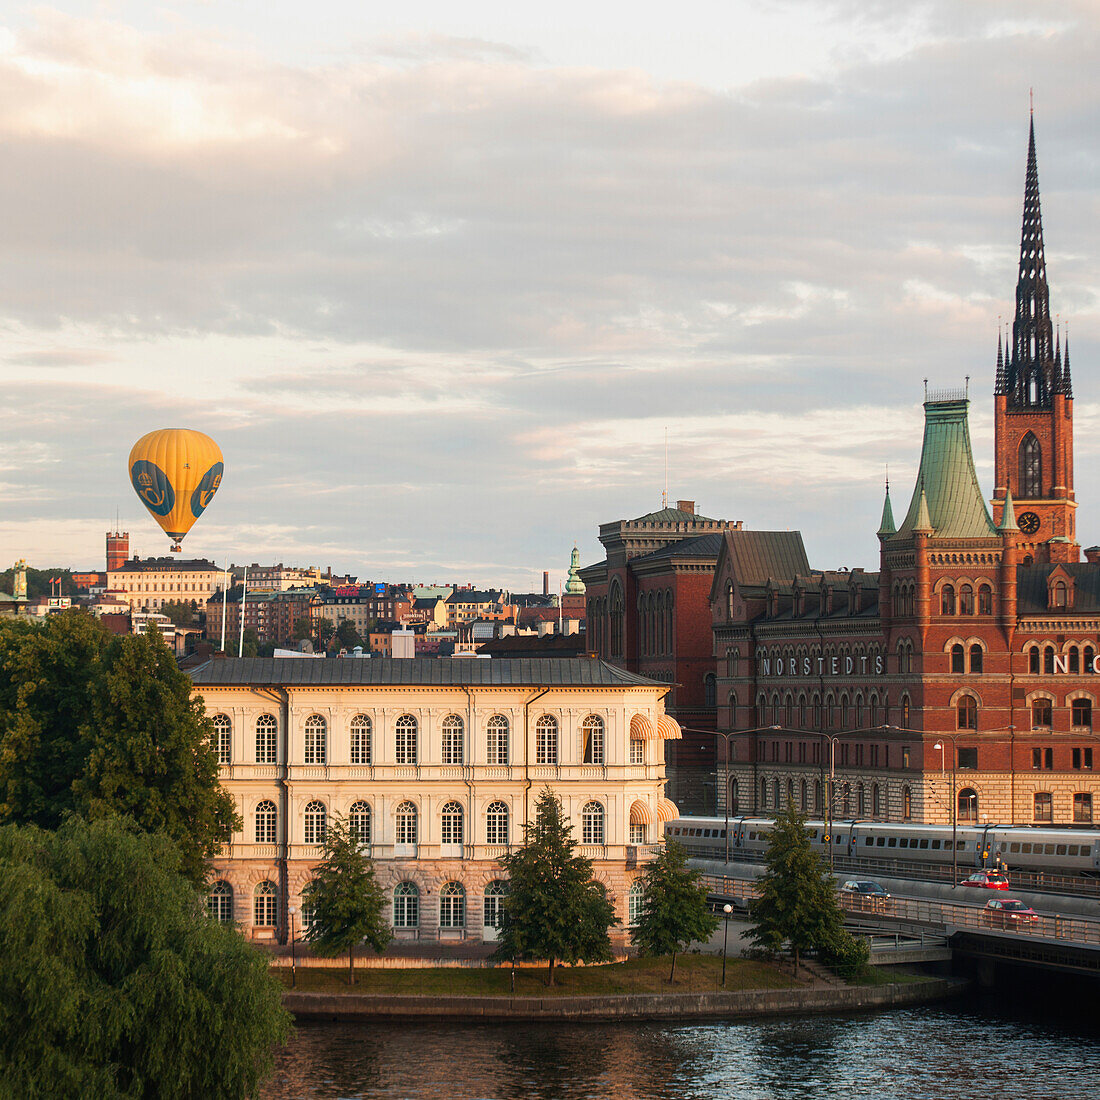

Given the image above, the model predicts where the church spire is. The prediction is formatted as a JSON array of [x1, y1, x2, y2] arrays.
[[877, 476, 896, 537], [994, 328, 1005, 394], [1005, 114, 1056, 408]]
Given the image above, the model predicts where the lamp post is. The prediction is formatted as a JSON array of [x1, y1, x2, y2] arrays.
[[692, 725, 781, 864], [721, 902, 733, 986], [288, 905, 297, 988], [933, 739, 957, 884]]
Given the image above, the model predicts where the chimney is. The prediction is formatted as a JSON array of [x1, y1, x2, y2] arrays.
[[1085, 547, 1100, 564], [543, 571, 550, 596], [676, 500, 695, 514]]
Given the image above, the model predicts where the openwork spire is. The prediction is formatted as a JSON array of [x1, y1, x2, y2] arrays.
[[1005, 115, 1056, 408]]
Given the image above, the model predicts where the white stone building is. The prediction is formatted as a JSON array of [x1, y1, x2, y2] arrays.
[[189, 657, 681, 943]]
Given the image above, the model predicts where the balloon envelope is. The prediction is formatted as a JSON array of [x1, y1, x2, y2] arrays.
[[128, 428, 224, 551]]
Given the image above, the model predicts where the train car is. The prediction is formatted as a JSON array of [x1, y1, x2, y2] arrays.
[[665, 816, 1100, 875]]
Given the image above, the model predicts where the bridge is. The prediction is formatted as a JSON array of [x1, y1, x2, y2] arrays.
[[698, 869, 1100, 979]]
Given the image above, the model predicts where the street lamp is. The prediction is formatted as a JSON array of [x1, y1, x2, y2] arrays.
[[932, 740, 957, 884], [721, 902, 733, 986], [701, 725, 781, 864], [288, 905, 297, 988]]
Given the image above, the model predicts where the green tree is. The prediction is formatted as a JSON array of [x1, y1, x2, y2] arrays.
[[0, 816, 290, 1098], [631, 840, 718, 983], [241, 626, 261, 658], [0, 613, 239, 885], [335, 617, 363, 650], [160, 598, 198, 627], [0, 566, 76, 600], [494, 787, 616, 985], [291, 616, 313, 641], [747, 805, 866, 976], [303, 814, 391, 984]]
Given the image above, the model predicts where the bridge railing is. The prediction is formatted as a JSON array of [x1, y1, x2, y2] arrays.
[[701, 872, 1100, 947]]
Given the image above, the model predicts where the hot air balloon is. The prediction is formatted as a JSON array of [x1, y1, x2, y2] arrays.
[[128, 428, 224, 553]]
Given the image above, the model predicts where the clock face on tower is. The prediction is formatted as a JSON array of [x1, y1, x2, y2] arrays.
[[1018, 511, 1041, 535]]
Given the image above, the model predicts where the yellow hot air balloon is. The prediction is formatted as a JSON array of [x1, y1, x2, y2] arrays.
[[128, 428, 224, 553]]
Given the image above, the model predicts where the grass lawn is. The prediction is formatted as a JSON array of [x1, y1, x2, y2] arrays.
[[275, 953, 803, 997]]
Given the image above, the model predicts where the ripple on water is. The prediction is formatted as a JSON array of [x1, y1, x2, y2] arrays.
[[259, 1001, 1100, 1100]]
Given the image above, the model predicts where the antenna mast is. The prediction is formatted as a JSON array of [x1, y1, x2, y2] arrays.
[[662, 427, 668, 509]]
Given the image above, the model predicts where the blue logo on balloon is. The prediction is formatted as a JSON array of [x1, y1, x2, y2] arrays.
[[190, 462, 224, 518], [130, 460, 175, 516]]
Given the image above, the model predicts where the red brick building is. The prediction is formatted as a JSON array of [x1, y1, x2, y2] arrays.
[[714, 119, 1100, 830], [580, 502, 743, 811]]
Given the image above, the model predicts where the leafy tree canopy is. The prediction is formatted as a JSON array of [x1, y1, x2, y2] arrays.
[[159, 599, 199, 627], [335, 618, 363, 650], [0, 566, 77, 600], [0, 613, 239, 884], [303, 814, 391, 983], [494, 787, 616, 984], [747, 806, 866, 974], [0, 816, 290, 1098], [291, 616, 313, 641], [631, 840, 718, 982]]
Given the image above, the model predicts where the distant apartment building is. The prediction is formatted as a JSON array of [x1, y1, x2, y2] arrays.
[[206, 589, 316, 649], [445, 589, 514, 628], [106, 557, 222, 612], [315, 584, 415, 638]]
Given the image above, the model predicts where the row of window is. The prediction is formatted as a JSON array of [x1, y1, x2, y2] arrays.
[[744, 691, 913, 731], [1027, 644, 1097, 675], [211, 878, 648, 929], [252, 799, 616, 847], [938, 583, 994, 616], [211, 712, 619, 768]]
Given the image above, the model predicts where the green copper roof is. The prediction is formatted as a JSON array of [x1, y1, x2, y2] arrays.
[[893, 399, 996, 541], [998, 487, 1019, 532], [565, 545, 586, 594], [877, 485, 896, 536]]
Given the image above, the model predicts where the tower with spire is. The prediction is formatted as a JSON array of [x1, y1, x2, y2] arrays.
[[992, 114, 1078, 564]]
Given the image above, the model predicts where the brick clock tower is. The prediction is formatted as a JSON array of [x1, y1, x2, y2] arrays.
[[992, 116, 1077, 565]]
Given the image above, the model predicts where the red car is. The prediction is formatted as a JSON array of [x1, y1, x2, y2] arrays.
[[961, 871, 1010, 890], [984, 898, 1039, 928]]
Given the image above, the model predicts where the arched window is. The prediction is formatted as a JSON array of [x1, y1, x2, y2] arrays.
[[395, 714, 418, 764], [349, 800, 371, 844], [211, 714, 232, 765], [609, 580, 624, 657], [350, 715, 372, 765], [959, 584, 975, 616], [439, 882, 466, 929], [798, 694, 807, 728], [486, 715, 510, 765], [726, 581, 735, 620], [208, 881, 233, 923], [800, 779, 807, 812], [842, 783, 851, 816], [1044, 645, 1055, 675], [303, 800, 327, 845], [957, 695, 978, 731], [253, 881, 277, 926], [255, 714, 277, 764], [901, 695, 911, 727], [536, 715, 558, 765], [486, 800, 509, 845], [969, 645, 983, 674], [1020, 433, 1042, 498], [958, 788, 978, 823], [1069, 647, 1080, 674], [628, 880, 646, 927], [903, 786, 912, 821], [704, 674, 717, 708], [441, 715, 464, 765], [872, 783, 881, 818], [784, 694, 794, 727], [951, 644, 965, 673], [978, 584, 993, 615], [1072, 698, 1093, 730], [582, 715, 605, 765], [772, 779, 780, 810], [393, 882, 419, 928], [814, 780, 822, 814], [1052, 581, 1068, 609], [1029, 646, 1041, 674], [581, 801, 605, 845], [440, 800, 464, 845], [395, 801, 418, 845], [857, 783, 865, 818], [1086, 646, 1096, 674], [484, 881, 509, 932], [941, 585, 956, 615], [304, 715, 327, 765], [760, 777, 768, 809], [255, 799, 277, 844], [728, 777, 738, 815], [786, 778, 794, 809]]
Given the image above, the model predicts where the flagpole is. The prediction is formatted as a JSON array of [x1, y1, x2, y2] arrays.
[[238, 567, 247, 658], [220, 558, 228, 653]]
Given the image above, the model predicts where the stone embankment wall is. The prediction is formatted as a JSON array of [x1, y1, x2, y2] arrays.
[[284, 978, 964, 1021]]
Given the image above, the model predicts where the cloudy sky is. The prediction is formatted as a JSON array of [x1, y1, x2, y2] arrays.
[[1, 1, 1098, 589]]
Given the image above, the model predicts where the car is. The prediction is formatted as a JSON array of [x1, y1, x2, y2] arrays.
[[984, 898, 1039, 928], [839, 880, 892, 909], [961, 871, 1010, 890]]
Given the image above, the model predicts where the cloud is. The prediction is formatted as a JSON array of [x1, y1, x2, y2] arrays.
[[1, 5, 1100, 584]]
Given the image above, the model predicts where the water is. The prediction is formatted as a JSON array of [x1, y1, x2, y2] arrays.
[[261, 999, 1100, 1099]]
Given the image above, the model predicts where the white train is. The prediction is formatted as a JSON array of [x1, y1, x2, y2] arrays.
[[666, 816, 1100, 875]]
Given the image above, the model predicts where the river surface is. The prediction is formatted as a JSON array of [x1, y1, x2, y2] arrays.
[[260, 998, 1100, 1099]]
